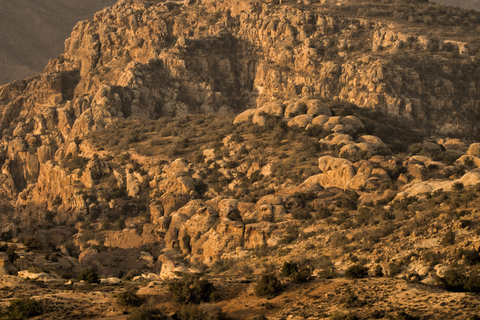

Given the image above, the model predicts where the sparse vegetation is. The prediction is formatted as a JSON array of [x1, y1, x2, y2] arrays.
[[78, 268, 100, 284], [255, 274, 282, 298], [4, 298, 42, 320], [168, 274, 220, 304]]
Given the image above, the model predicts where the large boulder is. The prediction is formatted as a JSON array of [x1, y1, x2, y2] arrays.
[[287, 114, 313, 128], [233, 109, 255, 124]]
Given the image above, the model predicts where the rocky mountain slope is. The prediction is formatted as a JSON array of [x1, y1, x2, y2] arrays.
[[0, 0, 117, 85], [1, 0, 480, 319]]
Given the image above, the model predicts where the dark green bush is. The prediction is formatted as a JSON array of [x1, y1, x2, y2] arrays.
[[19, 237, 42, 250], [6, 298, 42, 319], [345, 264, 369, 279], [280, 261, 298, 278], [373, 265, 384, 277], [176, 304, 228, 320], [393, 311, 418, 320], [5, 245, 18, 263], [255, 274, 282, 298], [438, 265, 480, 293], [442, 230, 455, 246], [127, 305, 165, 320], [280, 261, 311, 282], [78, 268, 100, 284], [168, 274, 219, 304], [117, 287, 143, 307]]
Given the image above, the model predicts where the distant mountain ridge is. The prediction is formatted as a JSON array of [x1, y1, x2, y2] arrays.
[[432, 0, 480, 11], [0, 0, 116, 85]]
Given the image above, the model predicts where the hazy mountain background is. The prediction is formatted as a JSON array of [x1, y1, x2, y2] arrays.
[[432, 0, 480, 11], [0, 0, 116, 85]]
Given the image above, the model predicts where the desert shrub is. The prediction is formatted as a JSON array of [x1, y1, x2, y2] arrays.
[[437, 265, 480, 293], [315, 206, 332, 219], [318, 266, 337, 279], [280, 261, 311, 282], [422, 250, 442, 268], [291, 208, 312, 221], [176, 304, 228, 320], [168, 274, 219, 304], [182, 234, 192, 253], [393, 311, 418, 320], [335, 192, 359, 210], [117, 287, 144, 307], [345, 264, 369, 279], [373, 265, 384, 277], [340, 286, 364, 308], [78, 268, 100, 284], [5, 245, 18, 262], [255, 274, 282, 298], [452, 182, 464, 191], [211, 258, 236, 274], [19, 237, 42, 250], [280, 261, 298, 278], [127, 305, 165, 320], [456, 249, 480, 265], [6, 298, 42, 319], [387, 262, 403, 277]]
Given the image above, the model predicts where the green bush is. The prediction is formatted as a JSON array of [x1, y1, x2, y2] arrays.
[[117, 287, 143, 307], [255, 274, 282, 298], [176, 304, 228, 320], [373, 265, 384, 277], [441, 230, 455, 246], [168, 274, 219, 304], [78, 268, 100, 284], [5, 245, 18, 263], [280, 261, 297, 277], [6, 298, 42, 319], [438, 265, 480, 293], [127, 305, 165, 320], [279, 261, 311, 282], [20, 237, 42, 250], [345, 264, 369, 279]]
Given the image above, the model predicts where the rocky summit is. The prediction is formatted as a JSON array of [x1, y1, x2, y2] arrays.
[[1, 0, 480, 319]]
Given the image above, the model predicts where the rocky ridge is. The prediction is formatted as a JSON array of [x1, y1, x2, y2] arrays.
[[1, 0, 480, 319]]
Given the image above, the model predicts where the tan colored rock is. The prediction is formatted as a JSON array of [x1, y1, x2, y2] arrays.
[[306, 99, 331, 117], [233, 109, 255, 124], [284, 99, 307, 118], [195, 218, 244, 259], [357, 135, 387, 149], [467, 143, 480, 156], [339, 144, 358, 158], [287, 114, 313, 128], [312, 115, 330, 127], [323, 116, 341, 132], [255, 102, 284, 117]]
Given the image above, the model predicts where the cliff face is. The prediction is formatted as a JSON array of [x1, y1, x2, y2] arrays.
[[1, 0, 480, 276]]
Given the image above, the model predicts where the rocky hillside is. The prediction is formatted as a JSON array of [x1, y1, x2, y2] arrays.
[[2, 0, 480, 319], [0, 0, 116, 85]]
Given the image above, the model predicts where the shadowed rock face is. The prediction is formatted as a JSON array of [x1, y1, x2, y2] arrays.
[[0, 0, 117, 85]]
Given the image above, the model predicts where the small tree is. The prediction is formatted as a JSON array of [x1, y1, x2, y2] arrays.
[[255, 274, 282, 298], [117, 287, 143, 307], [78, 268, 100, 284], [7, 298, 42, 319], [168, 274, 219, 304], [5, 245, 18, 262], [345, 264, 369, 279]]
